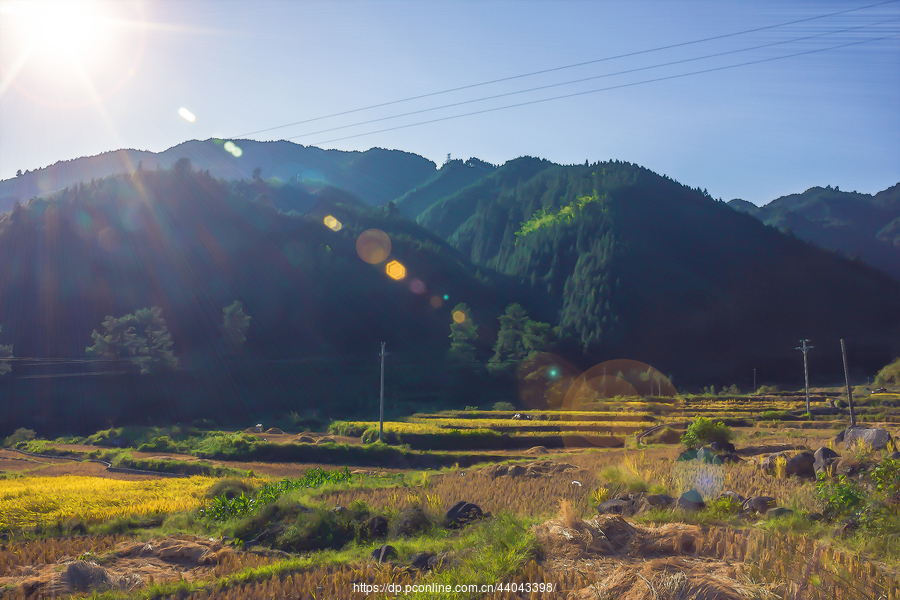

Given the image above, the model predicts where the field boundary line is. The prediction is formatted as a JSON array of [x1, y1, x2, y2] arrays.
[[7, 448, 189, 478]]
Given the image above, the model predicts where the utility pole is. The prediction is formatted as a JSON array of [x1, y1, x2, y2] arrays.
[[795, 340, 814, 414], [841, 339, 856, 428], [753, 368, 756, 392], [379, 342, 387, 443]]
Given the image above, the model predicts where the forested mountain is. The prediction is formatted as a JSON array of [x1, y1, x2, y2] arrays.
[[0, 139, 437, 214], [394, 158, 497, 220], [2, 146, 898, 438], [414, 159, 900, 385], [0, 163, 530, 436], [728, 184, 900, 280]]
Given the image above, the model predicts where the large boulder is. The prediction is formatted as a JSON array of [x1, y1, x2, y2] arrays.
[[708, 440, 737, 453], [677, 489, 705, 511], [410, 552, 436, 570], [813, 447, 840, 476], [784, 452, 816, 478], [645, 494, 675, 508], [597, 499, 632, 515], [371, 545, 397, 563], [760, 452, 788, 474], [445, 501, 485, 528], [842, 427, 896, 451], [742, 496, 776, 514]]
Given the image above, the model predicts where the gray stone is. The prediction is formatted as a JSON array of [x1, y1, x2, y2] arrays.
[[371, 545, 397, 563], [766, 507, 794, 519], [889, 452, 900, 461], [410, 552, 435, 570], [742, 496, 776, 514], [760, 452, 788, 474], [365, 515, 388, 539], [445, 501, 484, 528], [645, 494, 675, 507], [677, 489, 705, 511], [717, 491, 746, 505], [785, 452, 816, 478], [813, 447, 840, 475], [843, 427, 895, 451], [597, 499, 631, 515]]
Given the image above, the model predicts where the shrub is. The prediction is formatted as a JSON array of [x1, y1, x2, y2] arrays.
[[874, 357, 900, 387], [361, 428, 401, 445], [871, 458, 900, 498], [816, 474, 866, 521], [707, 495, 742, 519], [680, 416, 732, 449], [492, 401, 515, 411], [3, 428, 36, 447], [755, 385, 778, 395]]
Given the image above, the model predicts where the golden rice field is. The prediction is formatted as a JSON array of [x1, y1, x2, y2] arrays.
[[339, 419, 650, 434], [0, 475, 213, 531]]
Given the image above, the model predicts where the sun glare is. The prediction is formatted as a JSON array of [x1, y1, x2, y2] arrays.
[[4, 0, 111, 60]]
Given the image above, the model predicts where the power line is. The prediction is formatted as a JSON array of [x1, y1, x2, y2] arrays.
[[312, 32, 900, 146], [230, 0, 900, 139], [284, 18, 899, 142]]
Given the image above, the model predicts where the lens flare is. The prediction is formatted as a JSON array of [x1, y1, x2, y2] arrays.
[[430, 296, 443, 308], [223, 141, 243, 158], [323, 215, 342, 231], [385, 260, 406, 280], [356, 229, 391, 264], [410, 279, 426, 294], [452, 310, 466, 324], [178, 107, 196, 123]]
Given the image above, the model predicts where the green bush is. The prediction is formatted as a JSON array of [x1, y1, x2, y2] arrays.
[[760, 410, 788, 421], [492, 401, 516, 411], [706, 495, 742, 519], [361, 428, 401, 445], [871, 458, 900, 498], [680, 416, 732, 449], [815, 473, 866, 521], [3, 428, 36, 447], [327, 421, 367, 437]]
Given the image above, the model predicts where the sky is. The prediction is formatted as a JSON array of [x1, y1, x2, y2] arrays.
[[0, 0, 898, 205]]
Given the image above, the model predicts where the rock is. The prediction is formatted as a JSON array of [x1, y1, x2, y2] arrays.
[[507, 465, 526, 477], [410, 551, 435, 570], [843, 427, 895, 451], [742, 496, 776, 514], [63, 561, 111, 591], [645, 494, 675, 507], [814, 447, 840, 475], [445, 501, 484, 528], [483, 464, 509, 478], [709, 440, 737, 453], [677, 490, 705, 511], [834, 429, 845, 444], [719, 453, 743, 465], [807, 512, 825, 522], [836, 457, 863, 477], [296, 435, 317, 444], [717, 491, 746, 505], [427, 552, 450, 570], [391, 507, 432, 538], [766, 507, 794, 519], [889, 452, 900, 461], [785, 452, 816, 478], [365, 515, 388, 539], [597, 499, 632, 515], [645, 427, 682, 444], [371, 545, 397, 563], [760, 452, 790, 474]]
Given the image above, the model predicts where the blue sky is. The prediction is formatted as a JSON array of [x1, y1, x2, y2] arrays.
[[1, 0, 898, 204]]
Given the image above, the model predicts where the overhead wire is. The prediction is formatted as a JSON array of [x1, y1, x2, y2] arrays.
[[312, 31, 900, 146], [230, 0, 900, 138], [282, 17, 900, 142]]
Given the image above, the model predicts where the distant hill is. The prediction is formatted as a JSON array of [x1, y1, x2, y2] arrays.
[[394, 158, 497, 219], [0, 139, 437, 214], [728, 184, 900, 280], [414, 159, 900, 385]]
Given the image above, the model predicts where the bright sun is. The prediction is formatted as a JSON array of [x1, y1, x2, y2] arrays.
[[4, 0, 112, 61]]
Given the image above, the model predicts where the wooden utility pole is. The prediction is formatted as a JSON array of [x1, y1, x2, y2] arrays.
[[841, 339, 856, 428], [796, 340, 813, 414], [753, 368, 756, 392], [379, 342, 386, 442]]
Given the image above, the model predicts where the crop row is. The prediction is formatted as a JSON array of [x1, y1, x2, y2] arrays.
[[0, 476, 212, 532]]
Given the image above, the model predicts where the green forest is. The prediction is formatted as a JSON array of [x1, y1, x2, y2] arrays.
[[1, 153, 898, 438]]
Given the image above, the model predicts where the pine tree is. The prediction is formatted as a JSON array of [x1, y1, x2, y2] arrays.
[[448, 303, 477, 363], [488, 303, 529, 371], [86, 307, 177, 373], [0, 325, 13, 376], [223, 300, 251, 348]]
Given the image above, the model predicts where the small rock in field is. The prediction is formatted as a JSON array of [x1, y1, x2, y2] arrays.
[[677, 490, 705, 512], [813, 447, 840, 475], [742, 496, 776, 514], [410, 552, 435, 570], [371, 545, 397, 563], [785, 452, 816, 478], [765, 507, 794, 519]]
